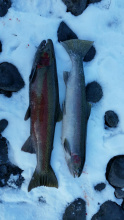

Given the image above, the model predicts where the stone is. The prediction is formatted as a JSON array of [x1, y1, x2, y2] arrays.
[[57, 21, 78, 42], [92, 201, 124, 219], [106, 155, 124, 188], [0, 41, 2, 52], [86, 81, 103, 103], [88, 0, 102, 4], [63, 198, 86, 220], [114, 188, 124, 199], [0, 0, 11, 17], [94, 182, 106, 192], [0, 119, 8, 133], [0, 62, 25, 94], [83, 46, 96, 62], [104, 111, 119, 128], [0, 136, 9, 165], [62, 0, 87, 16]]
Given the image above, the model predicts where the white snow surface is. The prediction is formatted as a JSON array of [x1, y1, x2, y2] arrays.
[[0, 0, 124, 219]]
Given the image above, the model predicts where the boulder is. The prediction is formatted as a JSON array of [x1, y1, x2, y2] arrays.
[[83, 46, 96, 62], [57, 21, 78, 42], [86, 81, 103, 103], [0, 119, 8, 133], [94, 182, 106, 192], [62, 0, 87, 16], [0, 0, 11, 17], [104, 110, 119, 128]]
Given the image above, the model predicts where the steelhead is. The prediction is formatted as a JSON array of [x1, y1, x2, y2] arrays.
[[22, 39, 61, 191], [61, 39, 93, 177]]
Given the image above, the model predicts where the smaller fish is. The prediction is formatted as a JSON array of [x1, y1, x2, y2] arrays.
[[22, 39, 61, 191]]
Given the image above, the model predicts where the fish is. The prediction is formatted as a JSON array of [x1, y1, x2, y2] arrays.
[[61, 39, 93, 177], [21, 39, 62, 191]]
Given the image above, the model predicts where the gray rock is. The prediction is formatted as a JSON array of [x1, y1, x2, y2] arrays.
[[106, 155, 124, 188], [94, 183, 106, 192], [0, 136, 9, 165], [88, 0, 102, 4], [62, 0, 87, 16], [63, 198, 86, 220], [104, 111, 119, 128], [115, 188, 124, 199], [57, 21, 78, 42], [84, 46, 96, 62], [86, 81, 103, 103], [0, 0, 11, 17], [92, 201, 124, 220], [0, 62, 25, 93], [0, 119, 8, 133]]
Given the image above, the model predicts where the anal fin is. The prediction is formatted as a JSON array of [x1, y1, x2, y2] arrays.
[[21, 136, 36, 154]]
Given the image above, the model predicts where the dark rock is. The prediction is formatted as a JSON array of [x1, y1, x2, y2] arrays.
[[0, 90, 12, 97], [83, 46, 96, 62], [114, 188, 124, 199], [0, 0, 11, 17], [0, 136, 9, 165], [62, 0, 87, 16], [92, 201, 124, 220], [0, 62, 25, 94], [0, 119, 8, 133], [104, 111, 119, 128], [86, 81, 103, 103], [0, 41, 2, 52], [88, 0, 102, 4], [106, 155, 124, 188], [63, 198, 86, 220], [57, 21, 78, 42], [94, 183, 106, 192], [121, 200, 124, 210]]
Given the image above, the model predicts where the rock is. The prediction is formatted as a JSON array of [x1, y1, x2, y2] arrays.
[[0, 0, 11, 17], [92, 201, 124, 220], [83, 46, 96, 62], [0, 119, 8, 133], [88, 0, 102, 4], [62, 0, 87, 16], [63, 198, 86, 220], [121, 200, 124, 210], [114, 188, 124, 199], [0, 90, 12, 97], [94, 183, 106, 192], [104, 111, 119, 128], [0, 62, 25, 94], [0, 136, 9, 165], [0, 41, 2, 52], [86, 81, 103, 103], [57, 21, 78, 42], [0, 135, 24, 188], [106, 155, 124, 188]]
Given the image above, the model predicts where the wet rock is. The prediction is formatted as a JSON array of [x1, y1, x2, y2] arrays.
[[63, 198, 86, 220], [92, 201, 124, 220], [0, 41, 2, 52], [86, 81, 103, 103], [57, 21, 78, 42], [88, 0, 102, 4], [106, 155, 124, 188], [94, 182, 106, 192], [83, 46, 96, 62], [114, 188, 124, 199], [0, 0, 11, 17], [0, 119, 8, 133], [0, 62, 25, 95], [104, 110, 119, 128], [62, 0, 87, 16]]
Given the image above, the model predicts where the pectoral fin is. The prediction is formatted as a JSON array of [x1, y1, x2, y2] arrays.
[[21, 136, 36, 154], [63, 71, 70, 85], [87, 103, 91, 120], [64, 138, 71, 156], [24, 106, 30, 121]]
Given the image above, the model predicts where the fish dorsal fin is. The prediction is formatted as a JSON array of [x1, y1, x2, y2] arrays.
[[64, 138, 71, 156], [87, 102, 91, 120], [24, 106, 30, 120], [63, 71, 70, 85], [21, 136, 36, 154]]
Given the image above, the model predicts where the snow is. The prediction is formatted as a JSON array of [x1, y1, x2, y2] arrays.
[[0, 0, 124, 219]]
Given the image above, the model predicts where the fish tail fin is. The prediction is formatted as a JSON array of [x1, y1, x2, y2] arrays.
[[61, 39, 93, 59], [28, 166, 58, 192]]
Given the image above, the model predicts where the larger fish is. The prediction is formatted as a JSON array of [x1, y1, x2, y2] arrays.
[[61, 39, 93, 177], [22, 39, 61, 191]]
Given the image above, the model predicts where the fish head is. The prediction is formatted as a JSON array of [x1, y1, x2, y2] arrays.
[[68, 154, 82, 177], [37, 39, 54, 69]]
